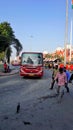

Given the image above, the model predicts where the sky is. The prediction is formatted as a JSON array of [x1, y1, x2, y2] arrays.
[[0, 0, 73, 58]]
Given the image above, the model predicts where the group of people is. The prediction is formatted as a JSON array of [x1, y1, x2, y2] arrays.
[[3, 62, 10, 73], [50, 65, 73, 102]]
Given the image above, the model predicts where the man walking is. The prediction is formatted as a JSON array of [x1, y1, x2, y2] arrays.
[[54, 67, 67, 102], [50, 65, 58, 89], [63, 67, 70, 93]]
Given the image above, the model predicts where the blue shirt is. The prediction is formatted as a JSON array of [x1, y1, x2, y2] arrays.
[[66, 70, 71, 81]]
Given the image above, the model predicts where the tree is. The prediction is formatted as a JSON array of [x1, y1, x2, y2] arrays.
[[0, 21, 23, 63], [13, 38, 23, 56], [0, 51, 5, 61], [6, 47, 12, 63], [0, 35, 9, 52], [0, 22, 14, 41]]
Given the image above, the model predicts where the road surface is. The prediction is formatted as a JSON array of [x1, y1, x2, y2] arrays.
[[0, 68, 73, 130]]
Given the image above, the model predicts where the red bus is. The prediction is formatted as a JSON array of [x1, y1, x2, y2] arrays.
[[20, 52, 44, 77]]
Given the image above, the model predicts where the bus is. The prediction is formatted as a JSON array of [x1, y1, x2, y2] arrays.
[[20, 52, 44, 77]]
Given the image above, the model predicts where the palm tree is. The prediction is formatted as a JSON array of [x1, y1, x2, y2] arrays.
[[13, 38, 23, 56], [6, 46, 12, 63]]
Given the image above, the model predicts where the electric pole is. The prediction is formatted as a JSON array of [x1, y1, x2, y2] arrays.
[[64, 0, 68, 66]]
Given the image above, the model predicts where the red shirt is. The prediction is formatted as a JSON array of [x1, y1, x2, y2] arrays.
[[4, 63, 7, 69]]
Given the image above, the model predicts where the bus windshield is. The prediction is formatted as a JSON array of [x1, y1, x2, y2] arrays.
[[21, 53, 43, 66]]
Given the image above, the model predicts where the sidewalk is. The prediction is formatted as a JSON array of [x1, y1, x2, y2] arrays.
[[0, 69, 19, 76]]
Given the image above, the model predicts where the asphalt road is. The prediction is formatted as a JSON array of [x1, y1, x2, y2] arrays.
[[0, 68, 73, 130]]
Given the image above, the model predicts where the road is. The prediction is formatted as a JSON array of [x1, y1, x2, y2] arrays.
[[0, 68, 73, 130]]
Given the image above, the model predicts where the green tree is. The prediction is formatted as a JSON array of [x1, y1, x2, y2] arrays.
[[0, 51, 5, 61], [0, 35, 9, 52], [0, 21, 23, 63]]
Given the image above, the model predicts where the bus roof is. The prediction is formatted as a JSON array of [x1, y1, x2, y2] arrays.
[[21, 52, 43, 54]]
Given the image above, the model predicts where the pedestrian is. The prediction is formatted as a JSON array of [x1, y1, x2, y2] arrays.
[[69, 73, 73, 83], [54, 67, 67, 103], [3, 62, 8, 73], [7, 63, 11, 72], [50, 65, 58, 89], [63, 67, 70, 93]]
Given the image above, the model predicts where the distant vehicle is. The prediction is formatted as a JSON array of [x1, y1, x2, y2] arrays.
[[20, 52, 44, 77], [12, 60, 20, 66]]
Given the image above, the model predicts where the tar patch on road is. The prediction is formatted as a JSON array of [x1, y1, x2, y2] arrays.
[[38, 93, 58, 101]]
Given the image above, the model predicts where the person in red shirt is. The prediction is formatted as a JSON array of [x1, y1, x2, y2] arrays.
[[3, 62, 8, 73]]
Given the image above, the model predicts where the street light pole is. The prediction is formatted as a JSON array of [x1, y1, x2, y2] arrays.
[[70, 19, 72, 61], [64, 0, 68, 66]]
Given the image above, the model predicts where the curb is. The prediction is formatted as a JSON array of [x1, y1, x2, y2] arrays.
[[0, 70, 19, 76]]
